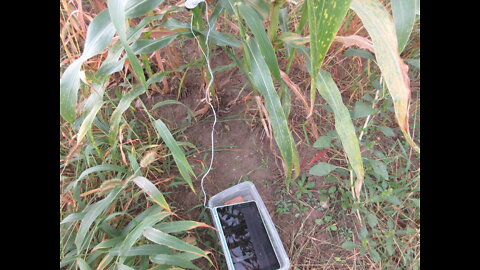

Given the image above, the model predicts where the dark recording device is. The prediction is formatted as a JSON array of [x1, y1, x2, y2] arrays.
[[215, 201, 281, 270]]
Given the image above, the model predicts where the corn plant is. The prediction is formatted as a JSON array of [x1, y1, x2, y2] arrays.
[[203, 0, 420, 197]]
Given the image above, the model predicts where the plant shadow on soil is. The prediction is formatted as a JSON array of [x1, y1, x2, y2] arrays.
[[138, 38, 361, 269]]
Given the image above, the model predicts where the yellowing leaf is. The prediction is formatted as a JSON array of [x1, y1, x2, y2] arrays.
[[351, 0, 419, 153]]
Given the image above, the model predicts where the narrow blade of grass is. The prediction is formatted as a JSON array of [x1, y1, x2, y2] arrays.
[[75, 188, 120, 253], [108, 0, 147, 89], [77, 101, 104, 145], [155, 221, 215, 234], [118, 211, 172, 260], [109, 244, 172, 256], [117, 264, 135, 270], [153, 119, 195, 191], [76, 258, 92, 270], [149, 254, 200, 270], [131, 34, 179, 54], [143, 227, 211, 264], [132, 176, 171, 211], [351, 0, 419, 153], [64, 164, 128, 194], [244, 37, 300, 183], [108, 85, 144, 146], [316, 69, 364, 199]]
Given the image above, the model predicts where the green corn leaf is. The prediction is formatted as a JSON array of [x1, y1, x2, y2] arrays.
[[121, 206, 159, 235], [60, 212, 86, 224], [118, 211, 172, 260], [96, 254, 115, 269], [149, 254, 200, 270], [307, 0, 352, 116], [75, 188, 120, 253], [132, 176, 170, 211], [125, 0, 164, 18], [131, 34, 179, 54], [61, 3, 166, 123], [160, 18, 241, 48], [109, 244, 172, 256], [392, 0, 416, 53], [199, 29, 242, 48], [92, 236, 125, 251], [76, 258, 92, 270], [77, 101, 104, 144], [153, 120, 195, 191], [245, 0, 270, 19], [108, 0, 147, 89], [108, 85, 144, 146], [244, 37, 299, 183], [60, 10, 116, 123], [143, 227, 211, 263], [155, 221, 214, 234], [116, 264, 135, 270], [64, 164, 128, 194], [344, 48, 375, 61], [351, 0, 419, 153], [238, 2, 281, 82], [316, 69, 364, 198]]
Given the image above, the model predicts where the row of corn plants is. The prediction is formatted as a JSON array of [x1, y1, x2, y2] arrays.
[[60, 0, 228, 269]]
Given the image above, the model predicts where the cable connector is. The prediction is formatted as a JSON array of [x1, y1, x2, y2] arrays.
[[185, 0, 205, 9]]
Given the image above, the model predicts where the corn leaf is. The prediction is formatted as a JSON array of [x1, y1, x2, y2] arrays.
[[244, 37, 299, 182], [118, 211, 172, 261], [153, 120, 195, 191], [109, 244, 172, 256], [60, 10, 116, 123], [149, 254, 200, 270], [143, 227, 211, 263], [125, 0, 164, 18], [108, 85, 144, 146], [76, 258, 92, 270], [131, 34, 179, 54], [392, 0, 416, 53], [316, 69, 364, 198], [307, 0, 352, 117], [155, 221, 214, 234], [117, 264, 135, 270], [132, 176, 171, 211], [238, 2, 281, 82], [132, 33, 178, 54], [77, 101, 104, 145], [64, 164, 128, 194], [75, 188, 120, 253], [351, 0, 419, 152], [108, 0, 147, 89]]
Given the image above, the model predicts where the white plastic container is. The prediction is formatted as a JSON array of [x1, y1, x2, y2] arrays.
[[208, 181, 290, 270]]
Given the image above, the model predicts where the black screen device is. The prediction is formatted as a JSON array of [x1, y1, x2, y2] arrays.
[[215, 201, 281, 270]]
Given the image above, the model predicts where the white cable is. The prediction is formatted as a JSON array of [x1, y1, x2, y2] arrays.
[[190, 2, 217, 208]]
